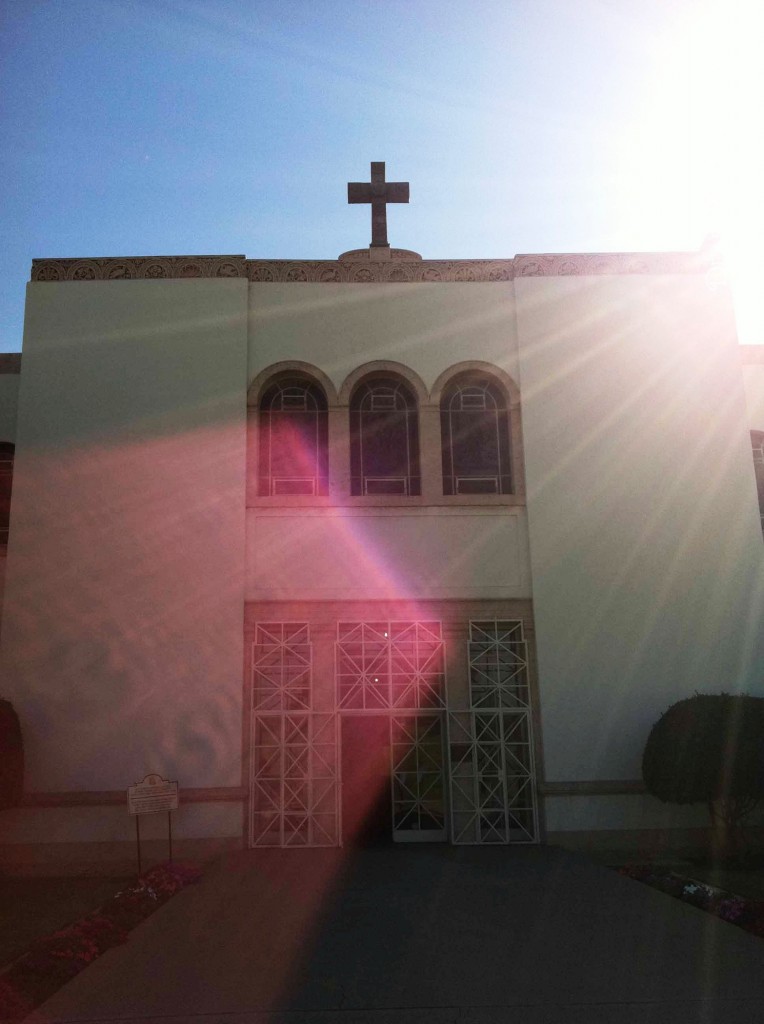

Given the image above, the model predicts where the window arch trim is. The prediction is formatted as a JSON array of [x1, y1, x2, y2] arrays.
[[430, 361, 519, 407], [339, 361, 428, 407], [248, 362, 338, 408]]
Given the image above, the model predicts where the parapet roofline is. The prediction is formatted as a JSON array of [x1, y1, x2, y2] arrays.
[[30, 249, 717, 284]]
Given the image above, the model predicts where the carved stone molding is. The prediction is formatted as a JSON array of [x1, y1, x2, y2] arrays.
[[246, 259, 515, 283], [31, 251, 709, 283], [514, 251, 709, 277], [31, 256, 247, 282]]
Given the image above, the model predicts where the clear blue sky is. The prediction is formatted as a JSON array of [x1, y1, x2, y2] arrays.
[[1, 0, 761, 352]]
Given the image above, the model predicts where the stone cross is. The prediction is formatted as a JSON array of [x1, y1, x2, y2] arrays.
[[347, 162, 409, 247]]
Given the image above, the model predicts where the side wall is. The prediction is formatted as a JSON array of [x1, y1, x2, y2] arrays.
[[0, 281, 248, 860], [515, 272, 764, 824]]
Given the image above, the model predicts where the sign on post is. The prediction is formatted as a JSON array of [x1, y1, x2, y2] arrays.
[[127, 774, 179, 873], [128, 773, 179, 815]]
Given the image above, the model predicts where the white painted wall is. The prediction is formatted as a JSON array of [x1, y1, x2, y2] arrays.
[[0, 281, 248, 807], [516, 273, 764, 784], [545, 794, 709, 832], [0, 801, 241, 844], [246, 282, 526, 603], [0, 373, 20, 442], [247, 282, 519, 394], [246, 508, 531, 601], [6, 266, 761, 851]]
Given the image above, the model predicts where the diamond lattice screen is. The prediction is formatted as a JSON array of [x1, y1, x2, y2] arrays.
[[336, 621, 445, 710]]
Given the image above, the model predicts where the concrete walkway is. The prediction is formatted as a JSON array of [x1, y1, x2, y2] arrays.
[[29, 845, 764, 1024]]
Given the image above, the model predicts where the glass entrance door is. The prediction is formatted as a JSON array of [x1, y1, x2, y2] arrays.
[[390, 714, 447, 842]]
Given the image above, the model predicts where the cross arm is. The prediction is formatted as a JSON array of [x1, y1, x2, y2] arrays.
[[348, 183, 373, 204]]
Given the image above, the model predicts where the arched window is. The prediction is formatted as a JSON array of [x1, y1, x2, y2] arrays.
[[258, 379, 328, 496], [350, 379, 420, 496], [0, 442, 14, 545], [440, 375, 512, 494]]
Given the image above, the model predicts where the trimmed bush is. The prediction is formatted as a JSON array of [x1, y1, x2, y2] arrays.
[[642, 693, 764, 858], [0, 698, 23, 809]]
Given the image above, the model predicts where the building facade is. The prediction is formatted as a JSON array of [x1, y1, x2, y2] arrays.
[[1, 241, 763, 870]]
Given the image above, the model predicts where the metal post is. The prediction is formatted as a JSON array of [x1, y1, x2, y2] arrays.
[[136, 815, 142, 875]]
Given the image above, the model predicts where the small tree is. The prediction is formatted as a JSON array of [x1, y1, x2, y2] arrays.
[[0, 698, 23, 809], [642, 693, 764, 861]]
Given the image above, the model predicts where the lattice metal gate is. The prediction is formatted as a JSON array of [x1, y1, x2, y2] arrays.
[[250, 712, 339, 847], [248, 618, 538, 847], [447, 621, 539, 844], [249, 623, 339, 847], [336, 621, 448, 842], [390, 713, 447, 842], [336, 620, 446, 711]]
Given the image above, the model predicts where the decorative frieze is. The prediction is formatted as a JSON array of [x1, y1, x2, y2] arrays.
[[246, 260, 514, 283], [513, 251, 709, 277], [31, 256, 247, 283], [31, 250, 711, 284]]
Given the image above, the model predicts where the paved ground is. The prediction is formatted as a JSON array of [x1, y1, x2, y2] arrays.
[[28, 845, 764, 1024]]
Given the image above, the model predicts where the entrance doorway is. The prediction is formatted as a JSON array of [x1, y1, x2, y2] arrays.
[[248, 617, 539, 849], [341, 715, 393, 846], [340, 713, 448, 846]]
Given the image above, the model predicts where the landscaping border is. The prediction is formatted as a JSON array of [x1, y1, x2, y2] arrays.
[[0, 861, 201, 1022], [618, 865, 764, 938]]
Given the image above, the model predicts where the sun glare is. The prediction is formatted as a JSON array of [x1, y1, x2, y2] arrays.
[[691, 0, 764, 343], [618, 1, 763, 343]]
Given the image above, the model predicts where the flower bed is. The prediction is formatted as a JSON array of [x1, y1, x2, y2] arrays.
[[618, 864, 764, 938], [0, 861, 201, 1022]]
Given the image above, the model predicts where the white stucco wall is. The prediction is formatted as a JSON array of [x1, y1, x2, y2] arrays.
[[0, 280, 248, 800], [545, 794, 710, 831], [516, 272, 764, 784], [246, 508, 531, 601], [246, 281, 526, 602], [0, 801, 241, 844], [0, 372, 20, 443], [247, 282, 519, 394]]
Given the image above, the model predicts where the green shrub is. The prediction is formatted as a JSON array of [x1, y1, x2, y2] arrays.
[[642, 693, 764, 859], [0, 698, 23, 809]]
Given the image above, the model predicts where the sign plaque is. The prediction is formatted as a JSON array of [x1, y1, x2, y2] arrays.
[[127, 773, 179, 816]]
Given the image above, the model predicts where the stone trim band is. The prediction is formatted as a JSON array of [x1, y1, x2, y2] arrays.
[[30, 251, 711, 283], [20, 782, 645, 806], [541, 780, 646, 796], [21, 787, 246, 807]]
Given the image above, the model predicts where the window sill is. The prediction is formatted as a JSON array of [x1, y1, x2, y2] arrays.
[[247, 493, 525, 510]]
